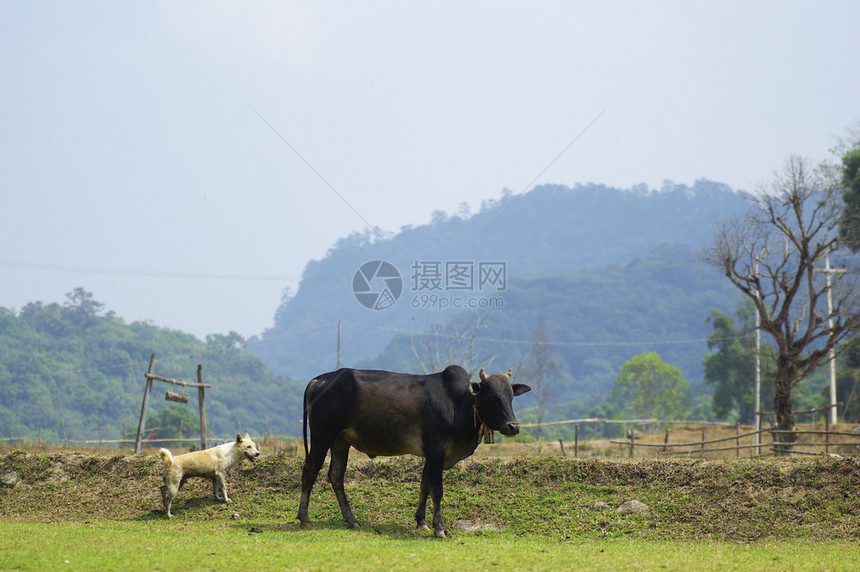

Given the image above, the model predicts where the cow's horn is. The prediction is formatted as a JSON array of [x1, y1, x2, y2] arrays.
[[479, 368, 487, 381], [505, 368, 513, 379]]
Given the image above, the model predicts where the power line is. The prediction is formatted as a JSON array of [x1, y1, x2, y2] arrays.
[[0, 259, 302, 281], [472, 108, 607, 244], [4, 361, 135, 381], [336, 319, 751, 348], [254, 109, 390, 247]]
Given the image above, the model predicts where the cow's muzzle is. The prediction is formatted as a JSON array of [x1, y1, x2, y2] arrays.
[[501, 421, 520, 436]]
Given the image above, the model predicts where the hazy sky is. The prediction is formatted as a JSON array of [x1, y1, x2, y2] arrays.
[[2, 1, 858, 340]]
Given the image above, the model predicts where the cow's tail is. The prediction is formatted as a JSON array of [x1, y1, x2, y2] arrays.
[[302, 381, 312, 458], [158, 448, 173, 468]]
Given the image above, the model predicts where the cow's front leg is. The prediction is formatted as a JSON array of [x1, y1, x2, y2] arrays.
[[415, 465, 431, 532], [416, 456, 446, 537]]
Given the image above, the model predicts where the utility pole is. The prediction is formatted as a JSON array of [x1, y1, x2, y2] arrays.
[[816, 252, 846, 425], [754, 262, 761, 457]]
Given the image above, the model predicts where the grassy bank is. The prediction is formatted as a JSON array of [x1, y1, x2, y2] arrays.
[[3, 449, 860, 539], [2, 449, 860, 569]]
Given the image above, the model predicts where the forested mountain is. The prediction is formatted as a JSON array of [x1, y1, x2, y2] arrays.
[[249, 181, 752, 389], [363, 244, 739, 402], [0, 289, 305, 442]]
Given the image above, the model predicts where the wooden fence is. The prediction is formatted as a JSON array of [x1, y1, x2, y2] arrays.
[[524, 405, 860, 458], [608, 426, 860, 458]]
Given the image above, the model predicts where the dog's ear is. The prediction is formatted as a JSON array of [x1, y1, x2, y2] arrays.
[[235, 433, 242, 443]]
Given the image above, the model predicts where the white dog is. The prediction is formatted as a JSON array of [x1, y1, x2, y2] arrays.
[[159, 433, 260, 518]]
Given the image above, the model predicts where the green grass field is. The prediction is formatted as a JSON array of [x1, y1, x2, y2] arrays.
[[3, 521, 860, 571], [2, 448, 860, 570]]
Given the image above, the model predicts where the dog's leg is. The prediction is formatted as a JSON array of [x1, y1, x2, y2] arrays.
[[163, 480, 180, 518], [216, 472, 231, 503]]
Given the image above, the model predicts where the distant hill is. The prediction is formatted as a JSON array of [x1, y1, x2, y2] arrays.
[[248, 181, 751, 392]]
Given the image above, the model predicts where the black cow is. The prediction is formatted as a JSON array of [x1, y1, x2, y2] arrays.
[[297, 365, 530, 537]]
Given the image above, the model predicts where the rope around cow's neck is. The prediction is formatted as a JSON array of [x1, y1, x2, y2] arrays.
[[472, 400, 495, 444]]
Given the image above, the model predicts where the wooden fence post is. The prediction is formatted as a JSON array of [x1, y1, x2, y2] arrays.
[[825, 408, 830, 456], [197, 364, 207, 450], [574, 424, 579, 458], [663, 429, 669, 455], [133, 354, 157, 454], [700, 428, 706, 457], [736, 422, 740, 458]]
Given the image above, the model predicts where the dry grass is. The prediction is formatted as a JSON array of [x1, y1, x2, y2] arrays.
[[3, 441, 860, 541]]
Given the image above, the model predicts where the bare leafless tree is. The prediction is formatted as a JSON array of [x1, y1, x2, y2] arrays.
[[410, 314, 504, 377], [702, 155, 860, 453], [520, 319, 561, 439]]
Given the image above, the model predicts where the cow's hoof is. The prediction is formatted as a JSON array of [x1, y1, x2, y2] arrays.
[[347, 521, 361, 529], [417, 523, 431, 533], [434, 528, 447, 539], [300, 521, 312, 529]]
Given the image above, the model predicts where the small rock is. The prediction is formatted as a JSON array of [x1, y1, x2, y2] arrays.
[[451, 519, 480, 533], [590, 501, 611, 511], [450, 519, 503, 533], [616, 500, 649, 515], [479, 523, 502, 532], [0, 471, 20, 487]]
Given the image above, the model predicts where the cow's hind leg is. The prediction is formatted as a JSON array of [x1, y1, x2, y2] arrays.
[[298, 439, 330, 527], [328, 436, 359, 529]]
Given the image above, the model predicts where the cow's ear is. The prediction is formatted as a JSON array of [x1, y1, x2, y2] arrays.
[[235, 433, 243, 443], [478, 368, 487, 381], [505, 368, 513, 380], [244, 432, 251, 440], [469, 382, 482, 396], [512, 383, 531, 396]]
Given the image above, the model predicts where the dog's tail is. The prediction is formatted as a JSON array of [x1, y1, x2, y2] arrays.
[[158, 448, 174, 468]]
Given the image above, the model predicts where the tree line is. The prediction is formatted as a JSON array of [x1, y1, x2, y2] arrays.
[[0, 288, 305, 444]]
